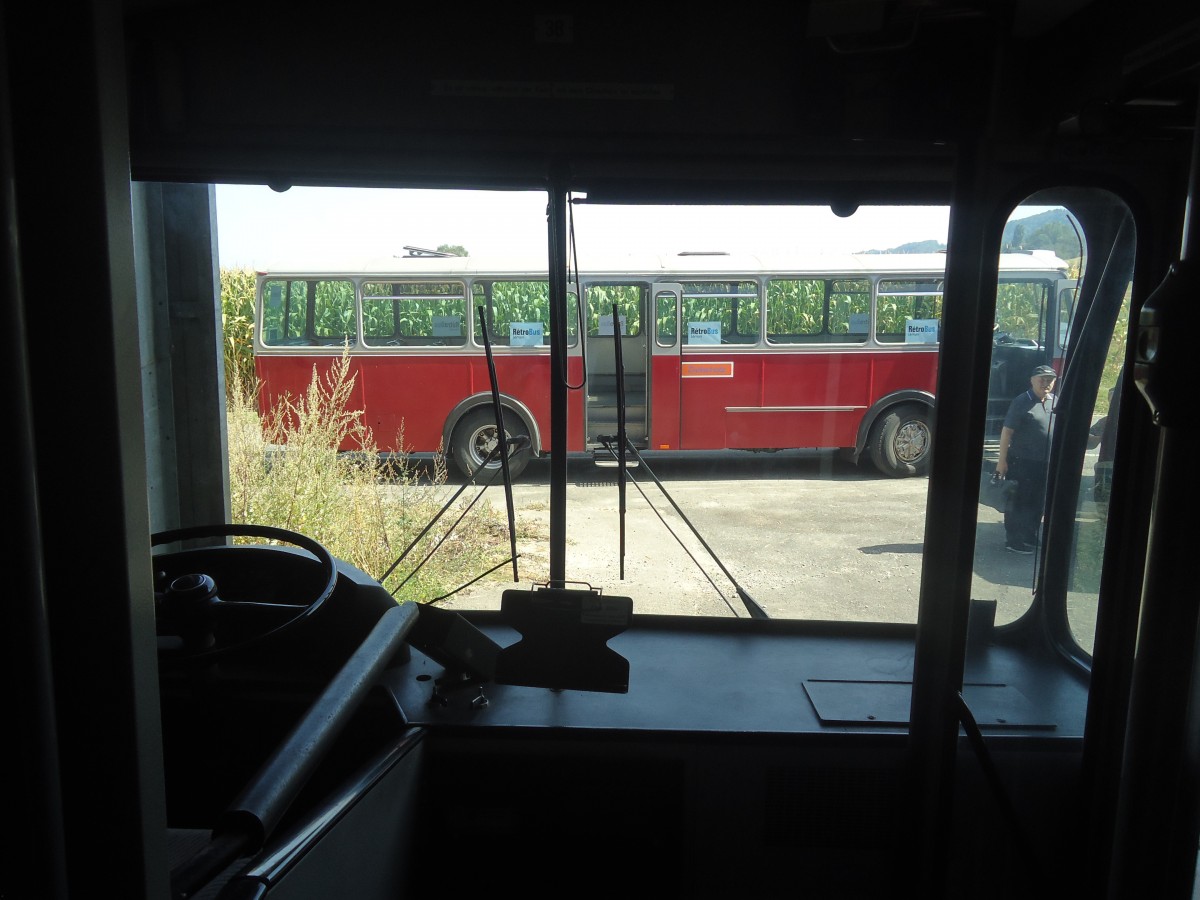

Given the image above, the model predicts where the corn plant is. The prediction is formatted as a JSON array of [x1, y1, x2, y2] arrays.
[[221, 267, 258, 402]]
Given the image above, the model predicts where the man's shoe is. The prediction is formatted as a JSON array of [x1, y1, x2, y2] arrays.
[[1006, 542, 1034, 555]]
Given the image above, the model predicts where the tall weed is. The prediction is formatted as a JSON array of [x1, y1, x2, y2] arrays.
[[227, 350, 520, 602]]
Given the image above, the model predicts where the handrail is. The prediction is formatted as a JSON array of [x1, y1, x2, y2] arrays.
[[169, 602, 419, 899]]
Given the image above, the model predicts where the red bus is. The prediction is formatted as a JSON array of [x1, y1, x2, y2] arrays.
[[253, 249, 1073, 479]]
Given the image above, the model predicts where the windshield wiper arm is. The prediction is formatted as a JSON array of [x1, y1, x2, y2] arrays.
[[479, 305, 520, 582]]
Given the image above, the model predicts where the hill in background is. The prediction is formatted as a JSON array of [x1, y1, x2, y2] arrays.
[[861, 208, 1081, 260]]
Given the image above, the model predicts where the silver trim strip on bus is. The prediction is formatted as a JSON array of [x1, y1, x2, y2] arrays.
[[725, 406, 866, 413]]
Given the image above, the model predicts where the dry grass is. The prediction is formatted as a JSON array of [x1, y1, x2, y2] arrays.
[[227, 351, 528, 603]]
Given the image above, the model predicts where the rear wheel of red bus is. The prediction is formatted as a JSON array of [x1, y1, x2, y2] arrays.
[[867, 404, 932, 478], [450, 407, 532, 481]]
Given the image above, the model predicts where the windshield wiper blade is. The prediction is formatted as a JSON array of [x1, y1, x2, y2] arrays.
[[611, 304, 628, 580], [478, 305, 520, 583], [602, 303, 764, 617]]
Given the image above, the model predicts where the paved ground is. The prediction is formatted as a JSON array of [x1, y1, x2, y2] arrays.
[[413, 448, 1104, 652]]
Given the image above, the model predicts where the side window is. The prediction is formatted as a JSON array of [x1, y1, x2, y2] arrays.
[[260, 279, 356, 346], [766, 278, 869, 344], [875, 278, 943, 344], [587, 283, 645, 337], [260, 279, 306, 346], [970, 193, 1129, 664], [474, 280, 553, 347], [681, 281, 759, 345], [1057, 283, 1079, 356], [566, 288, 580, 346], [656, 289, 678, 346], [994, 280, 1051, 346], [361, 281, 467, 347]]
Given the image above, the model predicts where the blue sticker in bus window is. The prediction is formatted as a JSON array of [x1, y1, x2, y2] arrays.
[[268, 284, 282, 308], [433, 315, 462, 337], [905, 319, 939, 343], [688, 322, 721, 345], [510, 322, 544, 346], [849, 312, 869, 333]]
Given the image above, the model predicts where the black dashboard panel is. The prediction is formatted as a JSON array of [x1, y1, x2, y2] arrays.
[[385, 612, 1089, 738]]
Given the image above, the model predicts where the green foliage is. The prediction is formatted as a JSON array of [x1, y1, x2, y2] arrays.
[[1096, 289, 1130, 416], [585, 284, 643, 335], [1002, 209, 1084, 261], [994, 281, 1049, 343], [485, 280, 555, 338], [437, 244, 468, 257], [221, 268, 257, 402]]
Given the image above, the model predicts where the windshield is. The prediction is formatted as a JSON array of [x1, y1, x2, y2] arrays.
[[221, 186, 1126, 657]]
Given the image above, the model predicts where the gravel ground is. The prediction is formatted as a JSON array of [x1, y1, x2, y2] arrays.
[[409, 449, 1103, 649]]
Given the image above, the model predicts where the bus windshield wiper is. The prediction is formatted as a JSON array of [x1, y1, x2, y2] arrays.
[[612, 304, 628, 580], [478, 305, 520, 582], [375, 309, 524, 595], [601, 303, 768, 620], [596, 435, 769, 619], [377, 436, 527, 597]]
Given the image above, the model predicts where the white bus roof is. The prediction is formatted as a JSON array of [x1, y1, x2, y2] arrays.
[[257, 249, 1069, 278]]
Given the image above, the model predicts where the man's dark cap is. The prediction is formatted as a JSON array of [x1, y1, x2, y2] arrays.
[[1031, 364, 1057, 378]]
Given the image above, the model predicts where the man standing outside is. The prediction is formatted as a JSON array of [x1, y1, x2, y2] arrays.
[[995, 364, 1057, 554]]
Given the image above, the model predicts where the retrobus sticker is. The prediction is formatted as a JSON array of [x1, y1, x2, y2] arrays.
[[905, 318, 939, 343], [510, 322, 545, 346], [682, 361, 734, 378], [687, 321, 721, 344]]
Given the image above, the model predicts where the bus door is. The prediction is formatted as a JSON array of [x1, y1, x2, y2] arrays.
[[987, 277, 1069, 438], [584, 282, 651, 454], [649, 283, 683, 451]]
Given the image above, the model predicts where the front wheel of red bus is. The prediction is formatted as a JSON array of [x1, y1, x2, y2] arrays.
[[867, 404, 932, 478], [451, 407, 532, 482]]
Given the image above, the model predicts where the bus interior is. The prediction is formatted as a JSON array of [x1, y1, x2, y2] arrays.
[[5, 3, 1199, 898]]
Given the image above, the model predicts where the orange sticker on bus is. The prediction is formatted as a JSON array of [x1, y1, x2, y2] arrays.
[[681, 361, 734, 378]]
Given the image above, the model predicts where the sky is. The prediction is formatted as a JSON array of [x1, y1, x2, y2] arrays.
[[213, 184, 961, 271]]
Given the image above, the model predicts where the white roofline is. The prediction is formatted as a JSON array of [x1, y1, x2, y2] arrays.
[[257, 250, 1069, 279]]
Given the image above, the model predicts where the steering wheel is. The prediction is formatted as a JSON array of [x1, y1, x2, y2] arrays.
[[152, 524, 338, 664]]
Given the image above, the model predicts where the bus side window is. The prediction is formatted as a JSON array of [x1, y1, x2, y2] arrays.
[[994, 280, 1051, 348], [260, 279, 310, 346], [682, 281, 758, 344], [656, 289, 677, 346], [363, 281, 467, 346], [766, 278, 868, 344], [876, 279, 942, 345], [831, 280, 870, 341], [475, 280, 551, 347], [566, 291, 580, 347], [311, 280, 357, 346], [587, 284, 644, 339]]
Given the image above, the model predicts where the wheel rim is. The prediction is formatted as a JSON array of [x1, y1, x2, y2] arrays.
[[468, 424, 499, 468], [894, 420, 930, 464]]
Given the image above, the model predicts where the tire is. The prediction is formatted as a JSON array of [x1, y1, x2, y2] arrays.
[[450, 407, 532, 481], [867, 404, 932, 477]]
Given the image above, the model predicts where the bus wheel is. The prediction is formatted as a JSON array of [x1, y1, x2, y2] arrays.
[[868, 404, 931, 477], [451, 408, 531, 481]]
